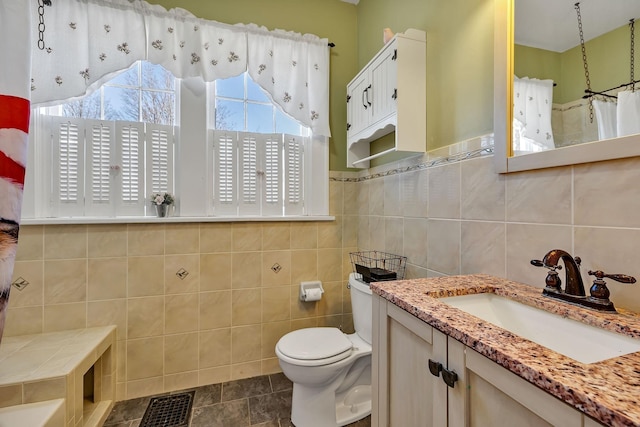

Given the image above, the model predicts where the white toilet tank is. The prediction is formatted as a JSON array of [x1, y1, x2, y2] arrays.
[[349, 273, 373, 344]]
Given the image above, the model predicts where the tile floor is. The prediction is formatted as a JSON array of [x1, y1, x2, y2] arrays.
[[103, 373, 371, 427]]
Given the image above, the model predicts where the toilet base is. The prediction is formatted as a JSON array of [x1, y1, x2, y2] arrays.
[[336, 384, 372, 426], [291, 383, 371, 427]]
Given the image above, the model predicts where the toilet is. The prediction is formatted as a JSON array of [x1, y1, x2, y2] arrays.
[[275, 273, 372, 427]]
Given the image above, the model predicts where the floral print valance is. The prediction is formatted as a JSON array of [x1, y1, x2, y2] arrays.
[[30, 0, 331, 137]]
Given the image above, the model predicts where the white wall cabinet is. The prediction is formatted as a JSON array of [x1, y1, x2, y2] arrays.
[[346, 29, 426, 168], [372, 294, 606, 427]]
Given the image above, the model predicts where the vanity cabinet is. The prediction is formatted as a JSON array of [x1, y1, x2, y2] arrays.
[[346, 29, 426, 168], [372, 294, 605, 427]]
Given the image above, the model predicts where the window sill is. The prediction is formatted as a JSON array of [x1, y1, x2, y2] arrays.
[[20, 215, 336, 226]]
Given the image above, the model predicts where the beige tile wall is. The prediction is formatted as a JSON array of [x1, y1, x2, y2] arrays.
[[5, 176, 358, 400], [10, 150, 640, 401], [355, 154, 640, 313]]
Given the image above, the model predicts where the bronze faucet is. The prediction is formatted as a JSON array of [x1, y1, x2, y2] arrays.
[[531, 249, 636, 312], [531, 249, 586, 297]]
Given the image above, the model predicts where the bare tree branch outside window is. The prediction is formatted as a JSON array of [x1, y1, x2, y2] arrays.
[[61, 61, 176, 125], [215, 103, 234, 130]]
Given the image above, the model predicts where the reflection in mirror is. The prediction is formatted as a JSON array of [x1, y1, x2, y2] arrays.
[[513, 0, 640, 156]]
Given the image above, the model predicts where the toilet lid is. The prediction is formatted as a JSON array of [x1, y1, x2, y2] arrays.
[[277, 327, 352, 361]]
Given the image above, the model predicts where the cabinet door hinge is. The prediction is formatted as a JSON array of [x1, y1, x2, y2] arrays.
[[346, 94, 351, 103], [347, 123, 351, 131], [392, 49, 398, 61], [392, 88, 397, 100]]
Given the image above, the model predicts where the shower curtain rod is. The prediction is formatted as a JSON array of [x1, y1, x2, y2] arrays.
[[583, 79, 640, 99]]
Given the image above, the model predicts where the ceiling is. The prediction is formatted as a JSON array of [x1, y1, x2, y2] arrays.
[[516, 0, 640, 52]]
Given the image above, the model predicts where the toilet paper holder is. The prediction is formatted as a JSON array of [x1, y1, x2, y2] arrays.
[[300, 280, 324, 302]]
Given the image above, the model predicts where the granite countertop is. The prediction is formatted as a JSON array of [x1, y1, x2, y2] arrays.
[[370, 274, 640, 427]]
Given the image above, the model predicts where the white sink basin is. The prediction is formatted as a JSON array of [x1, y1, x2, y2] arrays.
[[439, 293, 640, 364]]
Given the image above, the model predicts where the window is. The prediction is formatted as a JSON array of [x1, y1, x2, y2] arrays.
[[30, 61, 176, 218], [24, 64, 328, 221], [208, 73, 310, 216]]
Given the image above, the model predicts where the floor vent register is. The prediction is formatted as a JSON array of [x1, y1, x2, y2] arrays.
[[139, 391, 195, 427]]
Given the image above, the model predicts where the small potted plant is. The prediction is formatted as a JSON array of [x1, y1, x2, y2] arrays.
[[150, 192, 174, 217]]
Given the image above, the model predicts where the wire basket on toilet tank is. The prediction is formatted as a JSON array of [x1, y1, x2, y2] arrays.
[[350, 251, 407, 283]]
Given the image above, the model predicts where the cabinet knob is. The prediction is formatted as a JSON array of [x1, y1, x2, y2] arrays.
[[442, 368, 458, 388], [428, 359, 442, 377]]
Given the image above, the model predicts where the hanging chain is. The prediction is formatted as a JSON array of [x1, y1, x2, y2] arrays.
[[575, 2, 594, 122], [631, 19, 635, 92], [37, 0, 52, 50], [37, 0, 46, 50]]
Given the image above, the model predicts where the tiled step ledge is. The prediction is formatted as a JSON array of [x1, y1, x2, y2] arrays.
[[0, 326, 116, 427], [0, 398, 64, 427]]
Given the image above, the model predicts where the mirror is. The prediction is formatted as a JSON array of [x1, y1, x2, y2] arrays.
[[494, 0, 640, 173]]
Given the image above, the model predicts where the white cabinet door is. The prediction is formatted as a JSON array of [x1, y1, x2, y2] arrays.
[[370, 42, 398, 128], [347, 72, 371, 139], [387, 308, 439, 426], [444, 334, 467, 427], [373, 296, 448, 427]]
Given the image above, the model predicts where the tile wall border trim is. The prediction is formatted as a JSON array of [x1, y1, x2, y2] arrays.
[[331, 133, 494, 183]]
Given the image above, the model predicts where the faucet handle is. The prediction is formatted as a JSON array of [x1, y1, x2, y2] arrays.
[[531, 259, 562, 272], [587, 270, 636, 308], [588, 270, 637, 284], [531, 259, 562, 292]]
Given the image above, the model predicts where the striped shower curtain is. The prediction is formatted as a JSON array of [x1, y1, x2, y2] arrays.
[[0, 2, 31, 343]]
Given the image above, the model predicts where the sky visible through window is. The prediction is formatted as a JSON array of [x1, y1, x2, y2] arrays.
[[214, 73, 310, 136]]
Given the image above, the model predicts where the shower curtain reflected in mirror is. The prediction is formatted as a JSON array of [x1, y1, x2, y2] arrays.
[[593, 99, 617, 140], [592, 91, 640, 141], [617, 90, 640, 137], [513, 76, 555, 154]]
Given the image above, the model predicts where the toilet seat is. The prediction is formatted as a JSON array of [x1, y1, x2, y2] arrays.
[[276, 327, 353, 367]]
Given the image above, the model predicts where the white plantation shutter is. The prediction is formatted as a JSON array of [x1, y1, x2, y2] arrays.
[[284, 134, 305, 215], [116, 122, 145, 215], [213, 130, 238, 215], [146, 123, 175, 215], [239, 133, 261, 216], [46, 119, 173, 218], [51, 117, 85, 216], [263, 134, 283, 216], [147, 124, 174, 194], [210, 131, 310, 217], [85, 120, 115, 216]]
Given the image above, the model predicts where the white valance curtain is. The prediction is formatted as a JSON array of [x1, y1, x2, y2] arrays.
[[247, 27, 330, 132], [30, 0, 331, 137]]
